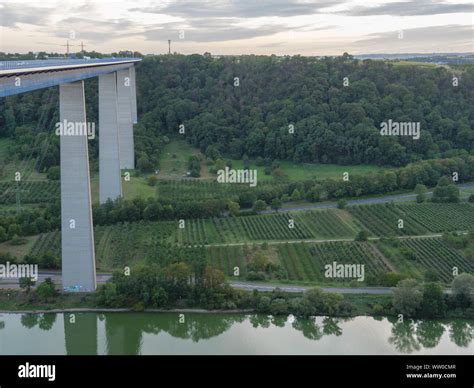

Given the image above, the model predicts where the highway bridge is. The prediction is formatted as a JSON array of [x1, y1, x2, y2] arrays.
[[0, 57, 141, 292]]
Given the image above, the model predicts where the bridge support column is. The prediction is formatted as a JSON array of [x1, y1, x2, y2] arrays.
[[59, 81, 96, 292], [99, 73, 122, 204], [116, 68, 134, 169], [130, 66, 138, 124]]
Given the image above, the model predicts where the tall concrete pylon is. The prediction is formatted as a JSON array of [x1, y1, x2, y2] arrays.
[[99, 73, 122, 204], [59, 81, 96, 292], [130, 66, 138, 124], [116, 68, 135, 169]]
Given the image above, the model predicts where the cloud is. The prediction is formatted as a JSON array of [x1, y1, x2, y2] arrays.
[[140, 21, 289, 42], [135, 16, 335, 43], [44, 17, 135, 42], [342, 0, 473, 17], [133, 0, 341, 18], [351, 24, 473, 51], [0, 3, 53, 28]]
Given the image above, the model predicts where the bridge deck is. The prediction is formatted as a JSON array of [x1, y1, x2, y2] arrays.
[[0, 58, 141, 97], [0, 58, 141, 75]]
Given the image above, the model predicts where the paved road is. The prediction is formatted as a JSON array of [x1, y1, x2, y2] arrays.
[[0, 272, 393, 294], [260, 182, 474, 214], [229, 282, 393, 294]]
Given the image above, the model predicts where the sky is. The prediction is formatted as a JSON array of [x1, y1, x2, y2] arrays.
[[0, 0, 473, 56]]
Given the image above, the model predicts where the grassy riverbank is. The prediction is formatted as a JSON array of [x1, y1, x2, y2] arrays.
[[0, 289, 394, 317]]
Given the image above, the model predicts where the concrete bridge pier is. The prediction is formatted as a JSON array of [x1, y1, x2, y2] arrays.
[[59, 81, 96, 292], [99, 73, 122, 204], [130, 66, 138, 124], [116, 68, 135, 169]]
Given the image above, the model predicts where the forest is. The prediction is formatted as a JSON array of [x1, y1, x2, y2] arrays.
[[0, 53, 473, 173]]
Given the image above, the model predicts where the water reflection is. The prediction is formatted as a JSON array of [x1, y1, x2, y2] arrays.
[[13, 312, 474, 355], [449, 321, 473, 347], [64, 313, 97, 355], [20, 313, 57, 331]]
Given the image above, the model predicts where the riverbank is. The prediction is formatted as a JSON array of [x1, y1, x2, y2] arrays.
[[0, 289, 392, 317], [1, 289, 471, 319]]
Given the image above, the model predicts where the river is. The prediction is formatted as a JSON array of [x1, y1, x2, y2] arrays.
[[0, 313, 472, 355]]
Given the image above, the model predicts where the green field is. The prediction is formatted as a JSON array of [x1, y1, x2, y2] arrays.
[[230, 159, 387, 182], [8, 202, 473, 284], [0, 180, 60, 205], [0, 138, 48, 183], [389, 61, 438, 68], [90, 174, 156, 204], [156, 179, 286, 202], [376, 237, 474, 283], [157, 139, 211, 179], [203, 239, 471, 284], [348, 203, 474, 236], [174, 209, 359, 244]]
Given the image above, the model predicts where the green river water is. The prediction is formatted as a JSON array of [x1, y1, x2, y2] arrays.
[[0, 313, 472, 355]]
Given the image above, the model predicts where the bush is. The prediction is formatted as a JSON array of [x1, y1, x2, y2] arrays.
[[246, 271, 266, 281], [451, 273, 474, 308], [420, 283, 446, 318], [393, 279, 422, 317], [47, 166, 60, 181], [9, 234, 27, 245], [257, 296, 271, 312], [337, 199, 347, 209], [355, 230, 369, 241], [269, 298, 289, 315], [35, 278, 57, 301], [147, 175, 158, 187], [379, 272, 406, 287], [0, 226, 7, 242], [371, 303, 385, 316], [252, 199, 267, 212], [271, 198, 282, 211]]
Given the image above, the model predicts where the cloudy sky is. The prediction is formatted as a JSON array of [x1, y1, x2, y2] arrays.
[[0, 0, 473, 55]]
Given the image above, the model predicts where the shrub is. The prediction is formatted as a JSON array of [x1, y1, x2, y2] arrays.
[[147, 175, 158, 187], [355, 230, 369, 241]]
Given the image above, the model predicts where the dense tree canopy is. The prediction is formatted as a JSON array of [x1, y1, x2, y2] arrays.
[[137, 54, 474, 167], [1, 54, 473, 171]]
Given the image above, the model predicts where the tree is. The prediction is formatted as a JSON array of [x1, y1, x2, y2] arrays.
[[203, 267, 226, 289], [432, 178, 459, 203], [0, 226, 7, 243], [19, 277, 35, 293], [337, 199, 347, 209], [253, 200, 267, 212], [137, 154, 153, 171], [242, 154, 250, 169], [291, 189, 301, 201], [393, 279, 422, 317], [355, 230, 369, 241], [227, 200, 240, 216], [35, 278, 56, 301], [414, 184, 428, 203], [269, 298, 289, 315], [271, 198, 282, 212], [420, 283, 446, 318], [451, 273, 474, 308], [306, 184, 323, 202], [46, 166, 60, 181]]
